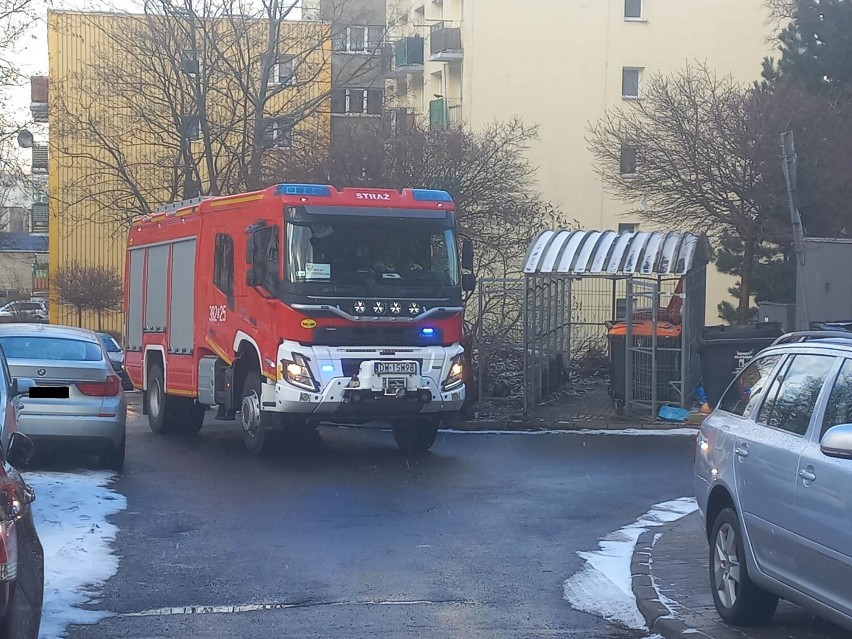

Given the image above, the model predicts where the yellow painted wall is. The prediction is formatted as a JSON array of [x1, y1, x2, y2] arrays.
[[47, 11, 331, 334], [390, 0, 776, 323]]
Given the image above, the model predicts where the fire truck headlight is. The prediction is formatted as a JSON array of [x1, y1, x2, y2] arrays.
[[442, 354, 465, 392], [280, 354, 318, 392]]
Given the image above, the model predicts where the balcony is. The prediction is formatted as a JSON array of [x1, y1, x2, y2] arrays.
[[30, 76, 48, 123], [429, 23, 463, 62], [31, 144, 48, 173], [392, 36, 424, 74], [428, 97, 462, 130]]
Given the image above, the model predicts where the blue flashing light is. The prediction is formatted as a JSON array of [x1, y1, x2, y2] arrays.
[[411, 189, 453, 203], [321, 364, 335, 373], [421, 328, 436, 336], [276, 184, 332, 197]]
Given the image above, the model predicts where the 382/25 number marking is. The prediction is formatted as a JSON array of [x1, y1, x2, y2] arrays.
[[208, 305, 227, 323]]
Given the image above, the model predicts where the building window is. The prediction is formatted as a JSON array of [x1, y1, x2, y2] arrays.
[[331, 25, 385, 53], [263, 116, 295, 148], [625, 0, 642, 19], [269, 55, 296, 87], [622, 67, 642, 99], [618, 223, 638, 233], [213, 233, 234, 298], [182, 115, 201, 141], [331, 88, 383, 115], [620, 144, 638, 176]]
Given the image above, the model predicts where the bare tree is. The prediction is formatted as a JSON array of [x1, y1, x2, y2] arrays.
[[54, 262, 123, 329], [588, 64, 852, 323], [50, 0, 387, 231]]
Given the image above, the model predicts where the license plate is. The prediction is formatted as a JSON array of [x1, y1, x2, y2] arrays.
[[29, 386, 69, 399], [375, 362, 417, 375]]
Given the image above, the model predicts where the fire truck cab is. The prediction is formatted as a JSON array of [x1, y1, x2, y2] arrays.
[[124, 184, 473, 455]]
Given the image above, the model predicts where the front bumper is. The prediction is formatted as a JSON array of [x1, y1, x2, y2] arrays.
[[263, 342, 466, 419]]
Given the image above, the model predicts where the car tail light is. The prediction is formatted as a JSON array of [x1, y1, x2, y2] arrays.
[[77, 375, 121, 397]]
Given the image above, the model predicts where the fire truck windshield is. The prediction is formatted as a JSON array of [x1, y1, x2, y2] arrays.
[[286, 216, 459, 289]]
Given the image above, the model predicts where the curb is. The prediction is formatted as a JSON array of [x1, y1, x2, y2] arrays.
[[455, 419, 697, 432], [632, 529, 691, 639]]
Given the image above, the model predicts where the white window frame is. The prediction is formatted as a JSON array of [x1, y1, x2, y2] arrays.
[[265, 117, 294, 149], [332, 88, 383, 117], [624, 0, 644, 21], [269, 55, 296, 87], [622, 67, 642, 100], [333, 25, 385, 54]]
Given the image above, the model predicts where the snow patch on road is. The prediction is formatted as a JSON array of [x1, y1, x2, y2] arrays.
[[26, 471, 126, 639], [563, 496, 697, 630]]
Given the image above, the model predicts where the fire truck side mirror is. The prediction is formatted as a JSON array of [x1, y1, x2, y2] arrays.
[[462, 273, 477, 292], [461, 238, 474, 272]]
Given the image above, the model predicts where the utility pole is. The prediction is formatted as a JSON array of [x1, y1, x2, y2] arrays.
[[780, 131, 809, 330]]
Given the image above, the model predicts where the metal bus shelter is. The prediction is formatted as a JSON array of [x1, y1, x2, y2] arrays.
[[519, 229, 708, 418]]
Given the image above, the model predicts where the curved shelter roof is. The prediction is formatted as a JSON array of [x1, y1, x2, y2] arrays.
[[522, 230, 704, 277]]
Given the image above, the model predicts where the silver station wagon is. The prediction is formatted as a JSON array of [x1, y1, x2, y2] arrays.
[[0, 324, 127, 470], [695, 331, 852, 631]]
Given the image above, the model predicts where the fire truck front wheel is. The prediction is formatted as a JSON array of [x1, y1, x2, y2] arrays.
[[392, 417, 440, 454], [240, 371, 279, 456]]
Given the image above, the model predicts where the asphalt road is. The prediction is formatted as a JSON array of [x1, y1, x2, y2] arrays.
[[63, 399, 695, 639]]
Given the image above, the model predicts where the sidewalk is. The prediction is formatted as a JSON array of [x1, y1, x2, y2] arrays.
[[633, 511, 852, 639]]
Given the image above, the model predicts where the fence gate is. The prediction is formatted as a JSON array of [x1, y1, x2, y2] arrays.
[[625, 278, 660, 418]]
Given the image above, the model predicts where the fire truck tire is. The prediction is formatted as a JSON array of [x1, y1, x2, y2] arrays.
[[392, 418, 439, 454], [240, 371, 279, 456], [146, 362, 179, 435], [178, 400, 206, 435]]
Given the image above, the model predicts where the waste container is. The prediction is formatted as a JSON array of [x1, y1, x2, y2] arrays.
[[700, 322, 783, 409], [608, 321, 683, 415]]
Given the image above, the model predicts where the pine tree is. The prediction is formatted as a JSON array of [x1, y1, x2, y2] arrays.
[[768, 0, 852, 93]]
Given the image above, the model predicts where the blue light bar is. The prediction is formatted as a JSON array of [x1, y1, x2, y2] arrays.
[[276, 184, 332, 197], [321, 364, 334, 373], [420, 328, 435, 336], [411, 189, 453, 203]]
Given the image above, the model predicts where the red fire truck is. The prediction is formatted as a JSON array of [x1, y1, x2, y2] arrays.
[[124, 184, 474, 455]]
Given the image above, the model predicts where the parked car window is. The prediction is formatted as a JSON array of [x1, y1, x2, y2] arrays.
[[718, 355, 781, 417], [99, 333, 122, 353], [757, 354, 836, 436], [821, 358, 852, 439], [0, 336, 103, 362]]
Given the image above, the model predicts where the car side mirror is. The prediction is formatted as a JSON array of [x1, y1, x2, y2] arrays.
[[462, 273, 477, 292], [461, 238, 474, 272], [11, 378, 34, 397], [820, 424, 852, 460], [7, 431, 34, 467]]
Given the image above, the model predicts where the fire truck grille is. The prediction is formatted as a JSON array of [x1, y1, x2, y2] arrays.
[[311, 326, 444, 347]]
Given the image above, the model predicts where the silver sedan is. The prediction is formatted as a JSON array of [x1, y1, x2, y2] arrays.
[[0, 324, 127, 470]]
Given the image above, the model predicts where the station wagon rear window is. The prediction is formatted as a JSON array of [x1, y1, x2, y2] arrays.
[[0, 336, 103, 361]]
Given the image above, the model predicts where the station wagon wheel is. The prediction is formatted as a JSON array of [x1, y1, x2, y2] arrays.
[[709, 507, 778, 625]]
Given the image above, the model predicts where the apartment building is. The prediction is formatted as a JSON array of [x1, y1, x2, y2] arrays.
[[303, 0, 389, 140], [386, 0, 775, 320]]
